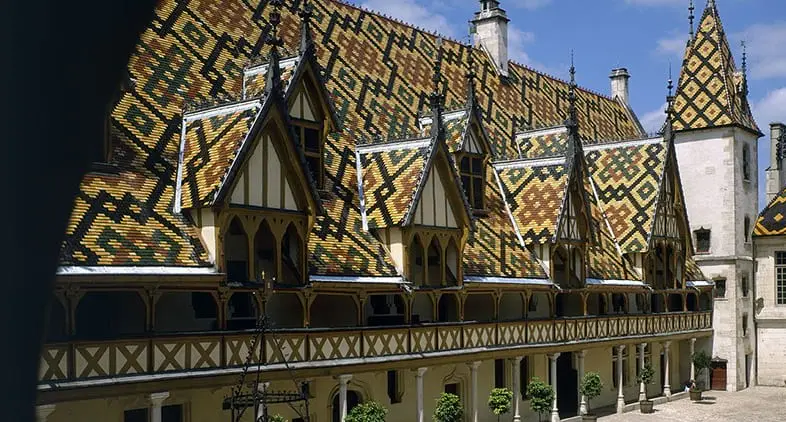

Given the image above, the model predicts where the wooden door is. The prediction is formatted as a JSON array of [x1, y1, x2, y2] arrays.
[[710, 363, 727, 390]]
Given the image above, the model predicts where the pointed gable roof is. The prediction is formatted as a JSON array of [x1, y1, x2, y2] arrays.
[[754, 184, 786, 237], [672, 0, 759, 134]]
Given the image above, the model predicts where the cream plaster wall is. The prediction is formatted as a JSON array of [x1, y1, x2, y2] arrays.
[[754, 236, 786, 386]]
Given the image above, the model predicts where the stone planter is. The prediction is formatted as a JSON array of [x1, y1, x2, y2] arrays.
[[640, 400, 654, 414], [581, 416, 598, 422], [689, 389, 703, 401]]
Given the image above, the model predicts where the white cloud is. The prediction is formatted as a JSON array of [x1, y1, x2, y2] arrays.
[[623, 0, 684, 5], [732, 22, 786, 80], [360, 0, 456, 37], [509, 0, 552, 9], [639, 102, 668, 134], [655, 33, 688, 58], [752, 88, 786, 127]]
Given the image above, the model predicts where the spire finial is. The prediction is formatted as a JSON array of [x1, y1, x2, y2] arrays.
[[430, 37, 445, 139], [689, 0, 695, 40], [566, 50, 577, 128], [299, 0, 314, 53], [664, 67, 676, 139], [264, 0, 284, 96], [466, 42, 477, 106], [741, 40, 748, 75]]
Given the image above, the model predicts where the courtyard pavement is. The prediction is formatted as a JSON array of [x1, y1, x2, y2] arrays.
[[597, 387, 786, 421]]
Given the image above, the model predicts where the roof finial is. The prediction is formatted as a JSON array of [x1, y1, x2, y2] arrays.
[[430, 37, 445, 139], [741, 40, 748, 75], [664, 67, 676, 139], [264, 0, 284, 96], [466, 43, 477, 107], [566, 50, 578, 128], [299, 0, 314, 54], [689, 0, 695, 40]]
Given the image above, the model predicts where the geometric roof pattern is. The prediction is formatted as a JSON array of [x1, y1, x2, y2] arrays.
[[243, 56, 299, 99], [672, 1, 758, 134], [585, 138, 668, 254], [754, 184, 786, 237], [516, 126, 569, 160], [60, 0, 645, 272], [178, 102, 261, 209], [420, 109, 471, 153]]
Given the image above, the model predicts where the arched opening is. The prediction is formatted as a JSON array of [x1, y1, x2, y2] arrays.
[[45, 296, 67, 342], [629, 293, 647, 314], [225, 217, 249, 282], [332, 390, 362, 422], [366, 294, 406, 326], [611, 293, 627, 314], [464, 294, 495, 322], [668, 294, 683, 312], [527, 292, 551, 319], [227, 292, 258, 330], [266, 292, 304, 328], [686, 293, 698, 312], [499, 293, 524, 321], [253, 220, 276, 284], [409, 236, 425, 286], [311, 295, 358, 328], [437, 294, 459, 322], [586, 293, 607, 316], [699, 292, 711, 311], [445, 238, 459, 286], [75, 291, 146, 340], [155, 292, 217, 332], [426, 237, 443, 287], [280, 223, 304, 285], [411, 294, 433, 323], [557, 292, 584, 317], [651, 293, 665, 314]]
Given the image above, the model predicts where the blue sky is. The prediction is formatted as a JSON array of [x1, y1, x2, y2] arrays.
[[359, 0, 786, 207]]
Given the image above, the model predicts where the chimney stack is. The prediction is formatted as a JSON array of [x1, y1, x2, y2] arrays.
[[766, 122, 786, 202], [609, 68, 631, 105], [472, 0, 510, 77]]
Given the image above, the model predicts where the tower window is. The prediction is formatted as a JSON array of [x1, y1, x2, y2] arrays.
[[714, 278, 726, 299], [744, 216, 751, 243], [694, 228, 711, 254], [460, 154, 485, 210], [776, 252, 786, 305], [292, 119, 324, 189], [741, 275, 749, 298], [742, 143, 751, 181], [742, 313, 749, 336]]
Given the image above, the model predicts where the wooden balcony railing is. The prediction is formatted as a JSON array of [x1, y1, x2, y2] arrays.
[[39, 311, 711, 384]]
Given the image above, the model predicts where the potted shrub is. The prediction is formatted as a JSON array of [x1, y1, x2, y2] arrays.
[[637, 363, 655, 413], [690, 350, 712, 401], [527, 377, 555, 422], [346, 401, 388, 422], [268, 416, 287, 422], [433, 393, 463, 422], [579, 372, 603, 421], [488, 388, 513, 422]]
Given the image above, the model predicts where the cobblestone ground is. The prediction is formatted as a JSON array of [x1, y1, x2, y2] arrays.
[[598, 387, 786, 422]]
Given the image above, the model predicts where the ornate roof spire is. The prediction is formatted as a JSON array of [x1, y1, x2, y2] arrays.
[[299, 0, 314, 54], [689, 0, 695, 41], [664, 67, 675, 140], [430, 37, 445, 139], [565, 50, 578, 130], [264, 0, 285, 97], [466, 42, 477, 108]]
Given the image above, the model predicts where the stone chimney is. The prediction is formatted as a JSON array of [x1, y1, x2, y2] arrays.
[[472, 0, 510, 77], [767, 123, 786, 202], [609, 68, 631, 105]]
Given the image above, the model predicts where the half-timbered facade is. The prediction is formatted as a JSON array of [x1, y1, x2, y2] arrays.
[[44, 1, 723, 422]]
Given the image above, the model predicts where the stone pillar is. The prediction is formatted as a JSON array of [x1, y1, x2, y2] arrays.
[[577, 350, 587, 415], [337, 374, 353, 421], [690, 338, 696, 381], [616, 345, 625, 413], [512, 356, 523, 422], [469, 361, 481, 422], [549, 353, 560, 422], [663, 341, 672, 398], [415, 368, 428, 422], [638, 343, 647, 401], [149, 392, 170, 422], [256, 382, 271, 421], [36, 405, 56, 422]]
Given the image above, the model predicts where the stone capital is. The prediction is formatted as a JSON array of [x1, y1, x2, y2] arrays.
[[549, 352, 561, 361], [616, 344, 626, 353], [148, 392, 170, 406], [576, 350, 586, 359], [414, 367, 428, 377], [336, 374, 353, 384], [663, 340, 672, 350], [468, 361, 482, 370]]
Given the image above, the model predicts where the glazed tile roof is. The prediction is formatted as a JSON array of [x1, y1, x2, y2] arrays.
[[495, 162, 568, 245], [672, 1, 759, 134], [420, 109, 471, 153], [516, 126, 569, 159], [243, 55, 299, 99], [585, 138, 667, 254], [754, 185, 786, 237], [178, 101, 261, 209], [60, 0, 644, 273], [358, 139, 430, 228], [685, 256, 708, 282]]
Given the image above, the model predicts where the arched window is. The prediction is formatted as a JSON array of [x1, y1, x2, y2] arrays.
[[280, 223, 304, 285], [426, 237, 442, 287], [253, 220, 275, 283], [225, 218, 249, 282], [332, 390, 362, 422], [446, 238, 459, 285], [742, 143, 751, 181], [409, 236, 425, 285]]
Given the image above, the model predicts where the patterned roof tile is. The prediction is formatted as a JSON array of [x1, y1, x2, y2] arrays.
[[243, 56, 299, 99], [754, 185, 786, 237], [517, 127, 569, 159]]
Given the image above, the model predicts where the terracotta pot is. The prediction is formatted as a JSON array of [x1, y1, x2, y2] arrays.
[[640, 400, 654, 413], [689, 389, 703, 401]]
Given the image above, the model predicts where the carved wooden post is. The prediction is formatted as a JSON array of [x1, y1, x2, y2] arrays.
[[144, 285, 162, 332], [357, 293, 368, 326], [304, 290, 316, 328], [217, 287, 230, 330], [64, 285, 83, 337]]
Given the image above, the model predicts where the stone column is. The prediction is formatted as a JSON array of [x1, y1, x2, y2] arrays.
[[512, 357, 523, 422], [549, 353, 560, 422], [638, 343, 647, 401], [36, 405, 56, 422], [256, 382, 271, 422], [149, 392, 170, 422], [415, 368, 428, 422], [663, 341, 672, 398], [689, 338, 696, 381], [337, 374, 353, 421], [469, 361, 481, 422], [616, 345, 625, 413], [577, 350, 587, 415]]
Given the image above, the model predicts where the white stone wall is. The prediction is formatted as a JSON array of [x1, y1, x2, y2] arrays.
[[674, 126, 759, 391], [754, 236, 786, 386]]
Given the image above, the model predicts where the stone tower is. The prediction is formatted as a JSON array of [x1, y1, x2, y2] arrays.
[[672, 0, 762, 391], [472, 0, 509, 77]]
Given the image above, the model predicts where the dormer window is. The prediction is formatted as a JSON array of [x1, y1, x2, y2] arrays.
[[290, 81, 325, 189], [407, 233, 460, 287], [553, 245, 583, 289], [460, 153, 485, 210]]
